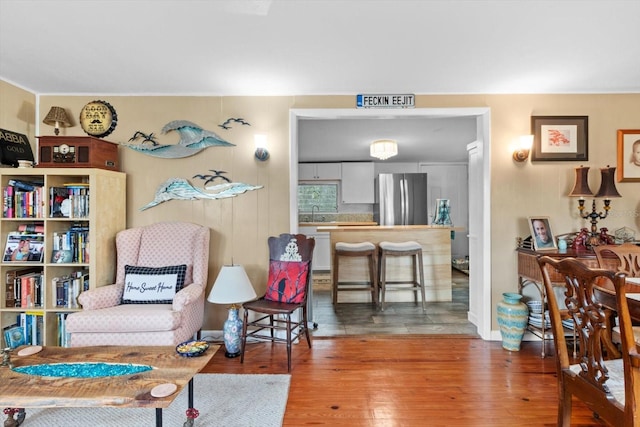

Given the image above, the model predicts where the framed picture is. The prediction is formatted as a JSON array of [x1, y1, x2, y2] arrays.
[[616, 129, 640, 182], [528, 217, 557, 251], [531, 116, 588, 162], [3, 233, 44, 262]]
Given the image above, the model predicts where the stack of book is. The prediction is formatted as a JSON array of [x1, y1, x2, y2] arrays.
[[4, 266, 43, 308], [2, 312, 43, 348], [57, 312, 71, 347], [2, 178, 44, 218], [51, 222, 89, 263], [53, 270, 89, 309], [50, 183, 89, 218]]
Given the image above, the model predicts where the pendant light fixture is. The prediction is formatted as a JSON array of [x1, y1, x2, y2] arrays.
[[370, 139, 398, 160]]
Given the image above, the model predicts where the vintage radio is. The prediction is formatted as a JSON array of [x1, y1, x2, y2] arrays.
[[36, 136, 119, 171]]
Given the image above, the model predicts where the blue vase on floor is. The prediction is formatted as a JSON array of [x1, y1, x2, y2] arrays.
[[497, 292, 529, 351], [223, 307, 243, 358]]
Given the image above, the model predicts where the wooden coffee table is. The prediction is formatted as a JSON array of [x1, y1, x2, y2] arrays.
[[0, 344, 218, 426]]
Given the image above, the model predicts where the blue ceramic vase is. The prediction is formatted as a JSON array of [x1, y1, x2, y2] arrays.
[[223, 307, 243, 358], [497, 292, 529, 351]]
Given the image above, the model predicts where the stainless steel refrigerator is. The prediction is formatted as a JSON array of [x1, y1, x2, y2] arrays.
[[374, 173, 429, 225]]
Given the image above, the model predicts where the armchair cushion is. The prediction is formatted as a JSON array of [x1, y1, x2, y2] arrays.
[[122, 264, 187, 304]]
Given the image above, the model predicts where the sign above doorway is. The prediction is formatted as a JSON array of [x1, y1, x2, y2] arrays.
[[356, 94, 415, 109]]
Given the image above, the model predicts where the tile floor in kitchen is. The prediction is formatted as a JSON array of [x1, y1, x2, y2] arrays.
[[309, 268, 477, 337]]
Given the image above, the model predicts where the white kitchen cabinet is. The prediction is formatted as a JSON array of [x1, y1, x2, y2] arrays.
[[299, 163, 342, 180], [299, 226, 331, 271], [341, 162, 374, 203]]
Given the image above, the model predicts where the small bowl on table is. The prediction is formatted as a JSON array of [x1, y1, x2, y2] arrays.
[[176, 340, 209, 357]]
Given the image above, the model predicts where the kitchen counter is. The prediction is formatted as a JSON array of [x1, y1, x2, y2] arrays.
[[316, 224, 461, 231], [300, 221, 378, 227], [323, 225, 454, 303]]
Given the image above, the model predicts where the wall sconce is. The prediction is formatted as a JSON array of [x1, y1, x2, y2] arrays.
[[254, 134, 269, 161], [42, 106, 72, 135], [512, 135, 533, 162], [568, 165, 621, 242]]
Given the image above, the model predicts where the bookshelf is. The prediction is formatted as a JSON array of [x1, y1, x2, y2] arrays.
[[1, 168, 125, 346]]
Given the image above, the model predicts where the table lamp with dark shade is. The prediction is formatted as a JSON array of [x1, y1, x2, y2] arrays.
[[569, 165, 621, 246], [207, 265, 257, 358]]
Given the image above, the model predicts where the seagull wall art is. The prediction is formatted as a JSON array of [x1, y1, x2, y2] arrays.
[[140, 177, 263, 211], [218, 117, 251, 130], [123, 120, 235, 159]]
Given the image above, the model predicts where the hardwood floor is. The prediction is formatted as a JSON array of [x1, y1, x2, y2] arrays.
[[202, 336, 605, 426]]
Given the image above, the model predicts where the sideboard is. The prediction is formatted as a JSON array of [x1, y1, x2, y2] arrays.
[[516, 247, 619, 357]]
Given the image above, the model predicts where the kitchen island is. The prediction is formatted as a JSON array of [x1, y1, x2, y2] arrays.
[[317, 225, 456, 303]]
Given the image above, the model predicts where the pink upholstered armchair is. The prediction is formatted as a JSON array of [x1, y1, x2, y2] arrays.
[[65, 222, 210, 347]]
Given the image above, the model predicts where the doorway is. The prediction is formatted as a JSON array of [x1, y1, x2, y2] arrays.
[[289, 107, 491, 340]]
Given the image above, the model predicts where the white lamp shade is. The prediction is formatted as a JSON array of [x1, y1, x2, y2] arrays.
[[207, 265, 257, 304], [370, 139, 398, 160]]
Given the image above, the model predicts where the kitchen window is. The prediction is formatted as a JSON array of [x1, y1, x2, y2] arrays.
[[298, 183, 338, 213]]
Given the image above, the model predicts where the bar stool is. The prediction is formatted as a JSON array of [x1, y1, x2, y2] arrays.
[[378, 241, 426, 312], [332, 242, 378, 305]]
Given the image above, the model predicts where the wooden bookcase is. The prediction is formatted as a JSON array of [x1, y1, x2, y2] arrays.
[[0, 168, 125, 346]]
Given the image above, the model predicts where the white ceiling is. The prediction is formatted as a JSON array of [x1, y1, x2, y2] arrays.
[[1, 0, 639, 163], [298, 115, 478, 163]]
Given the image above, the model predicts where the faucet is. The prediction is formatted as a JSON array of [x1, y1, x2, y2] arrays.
[[311, 205, 320, 222]]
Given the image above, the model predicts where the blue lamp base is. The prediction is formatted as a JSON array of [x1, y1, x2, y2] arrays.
[[222, 306, 243, 358]]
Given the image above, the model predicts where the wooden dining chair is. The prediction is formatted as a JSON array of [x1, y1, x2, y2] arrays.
[[240, 233, 315, 372], [538, 256, 640, 426], [595, 243, 640, 346], [595, 243, 640, 277]]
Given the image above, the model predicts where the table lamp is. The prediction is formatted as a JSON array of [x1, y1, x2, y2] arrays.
[[207, 265, 257, 358], [42, 106, 72, 135]]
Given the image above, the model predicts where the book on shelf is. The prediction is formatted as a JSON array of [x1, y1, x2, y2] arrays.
[[3, 184, 44, 218], [50, 185, 89, 218], [19, 312, 43, 346], [17, 223, 44, 233], [64, 184, 89, 218], [7, 179, 43, 192], [3, 324, 25, 349], [5, 267, 42, 308], [52, 223, 89, 263], [50, 186, 69, 217], [57, 312, 70, 347], [53, 270, 87, 308], [51, 249, 73, 263], [3, 232, 44, 262], [20, 272, 43, 308]]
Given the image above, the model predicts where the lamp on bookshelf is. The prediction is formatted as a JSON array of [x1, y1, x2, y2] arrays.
[[42, 107, 72, 136]]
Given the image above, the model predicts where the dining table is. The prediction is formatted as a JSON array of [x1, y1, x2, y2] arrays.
[[595, 277, 640, 321]]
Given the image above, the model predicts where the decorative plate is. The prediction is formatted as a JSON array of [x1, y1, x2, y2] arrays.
[[176, 340, 209, 357]]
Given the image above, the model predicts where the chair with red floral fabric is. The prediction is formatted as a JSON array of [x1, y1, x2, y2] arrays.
[[240, 233, 315, 372]]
